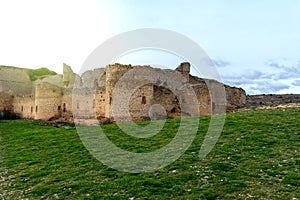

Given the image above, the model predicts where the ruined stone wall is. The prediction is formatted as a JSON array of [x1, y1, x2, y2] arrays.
[[225, 86, 246, 111], [152, 66, 198, 118], [0, 63, 248, 123], [63, 63, 79, 88], [78, 68, 107, 120], [0, 66, 34, 95], [124, 66, 154, 121], [81, 68, 106, 88], [0, 92, 13, 112], [129, 83, 153, 121], [153, 85, 180, 118], [152, 68, 206, 116], [156, 69, 206, 116], [105, 64, 154, 121], [192, 84, 211, 116], [61, 89, 73, 120], [35, 82, 62, 120], [95, 89, 106, 119], [105, 63, 133, 119], [72, 88, 96, 119], [38, 74, 63, 87], [104, 63, 229, 121], [13, 95, 35, 119], [189, 75, 246, 113], [175, 62, 190, 83]]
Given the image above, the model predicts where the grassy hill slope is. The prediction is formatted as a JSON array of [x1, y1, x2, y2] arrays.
[[0, 65, 57, 81], [27, 67, 57, 81], [0, 109, 299, 199]]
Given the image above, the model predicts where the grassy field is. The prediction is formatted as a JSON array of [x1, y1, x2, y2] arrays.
[[0, 108, 299, 199]]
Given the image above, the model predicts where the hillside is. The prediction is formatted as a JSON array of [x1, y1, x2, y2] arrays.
[[247, 94, 300, 107], [26, 67, 57, 81], [0, 108, 299, 199]]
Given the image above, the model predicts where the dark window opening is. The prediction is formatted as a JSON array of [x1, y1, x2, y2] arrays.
[[109, 96, 112, 105], [58, 106, 61, 111], [21, 106, 23, 112], [63, 103, 66, 112], [142, 95, 146, 104], [31, 106, 33, 113], [36, 105, 38, 113], [171, 107, 176, 113]]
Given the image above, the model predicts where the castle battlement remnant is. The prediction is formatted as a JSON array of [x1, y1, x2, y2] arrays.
[[0, 63, 246, 122]]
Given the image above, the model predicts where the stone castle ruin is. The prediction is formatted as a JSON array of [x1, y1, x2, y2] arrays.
[[0, 63, 246, 123]]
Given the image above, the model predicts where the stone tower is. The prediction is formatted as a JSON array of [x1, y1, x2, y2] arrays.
[[176, 62, 190, 83], [35, 82, 62, 120], [0, 91, 13, 114], [105, 64, 154, 121], [63, 63, 75, 88], [105, 63, 133, 119]]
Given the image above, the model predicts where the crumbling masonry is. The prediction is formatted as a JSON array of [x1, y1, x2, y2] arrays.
[[0, 63, 246, 122]]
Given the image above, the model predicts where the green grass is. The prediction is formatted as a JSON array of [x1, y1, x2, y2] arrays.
[[27, 67, 57, 81], [0, 108, 299, 199], [0, 65, 57, 81]]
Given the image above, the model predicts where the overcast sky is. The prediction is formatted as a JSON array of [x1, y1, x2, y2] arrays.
[[1, 0, 300, 94]]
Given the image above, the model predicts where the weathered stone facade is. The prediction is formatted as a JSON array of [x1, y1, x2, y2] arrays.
[[0, 63, 246, 122]]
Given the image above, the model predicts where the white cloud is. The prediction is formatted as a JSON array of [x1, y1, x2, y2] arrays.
[[212, 58, 230, 68], [292, 80, 300, 86]]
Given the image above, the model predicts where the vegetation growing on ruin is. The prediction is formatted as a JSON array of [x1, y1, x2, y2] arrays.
[[0, 108, 299, 199], [27, 67, 57, 81]]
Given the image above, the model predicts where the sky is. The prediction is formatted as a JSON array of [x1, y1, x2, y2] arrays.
[[0, 0, 300, 94]]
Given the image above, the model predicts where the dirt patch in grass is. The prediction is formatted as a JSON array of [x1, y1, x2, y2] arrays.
[[242, 102, 300, 111]]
